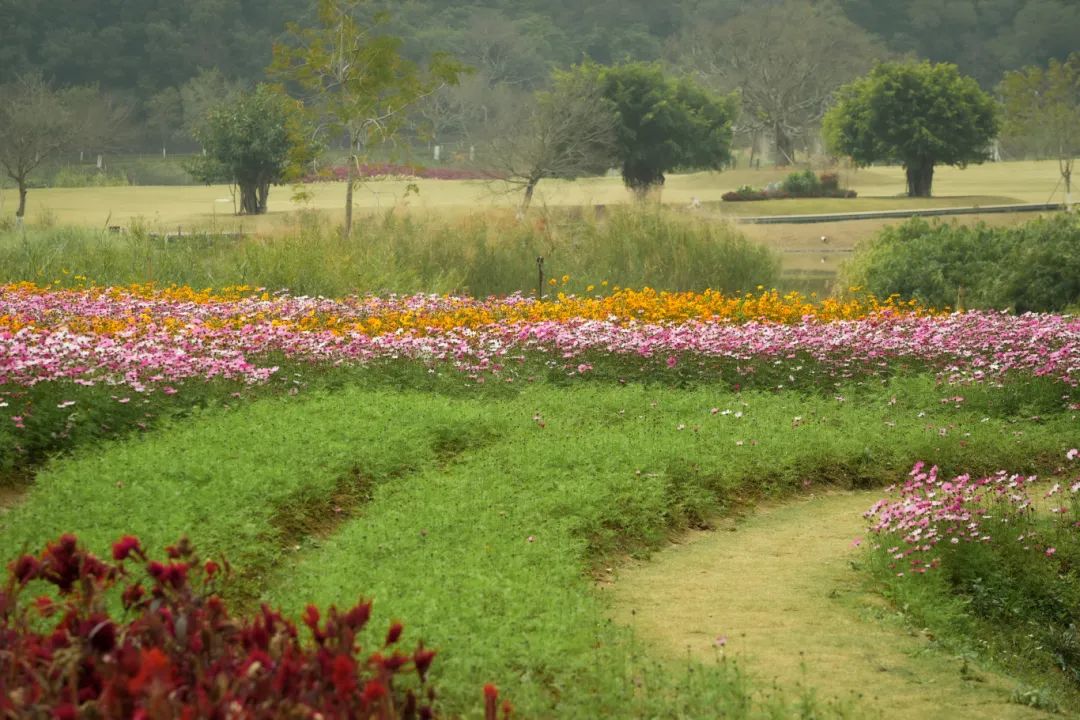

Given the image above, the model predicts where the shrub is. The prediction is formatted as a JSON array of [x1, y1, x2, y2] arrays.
[[780, 169, 821, 197], [721, 171, 855, 202], [721, 186, 768, 202], [0, 534, 499, 718], [842, 213, 1080, 312]]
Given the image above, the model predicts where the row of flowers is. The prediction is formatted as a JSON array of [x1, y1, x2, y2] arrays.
[[1, 284, 1078, 399]]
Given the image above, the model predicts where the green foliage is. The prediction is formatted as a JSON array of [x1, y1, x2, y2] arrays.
[[824, 61, 1000, 197], [2, 376, 1073, 715], [271, 0, 465, 236], [841, 213, 1080, 312], [0, 207, 779, 297], [578, 63, 735, 193], [186, 85, 313, 215], [839, 0, 1080, 88], [0, 74, 75, 218], [780, 169, 821, 196], [1000, 54, 1079, 200]]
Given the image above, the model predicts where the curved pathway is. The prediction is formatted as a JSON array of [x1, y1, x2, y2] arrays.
[[610, 491, 1053, 719]]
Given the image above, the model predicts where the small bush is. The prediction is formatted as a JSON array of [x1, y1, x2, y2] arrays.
[[781, 169, 821, 197], [722, 171, 855, 202], [842, 213, 1080, 312], [0, 533, 499, 718]]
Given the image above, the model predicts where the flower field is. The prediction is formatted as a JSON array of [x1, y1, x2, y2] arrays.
[[3, 282, 1079, 398], [4, 281, 1080, 716]]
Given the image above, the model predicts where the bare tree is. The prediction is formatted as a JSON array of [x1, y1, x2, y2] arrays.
[[1000, 54, 1080, 207], [682, 0, 884, 165], [0, 74, 73, 221], [484, 70, 616, 214]]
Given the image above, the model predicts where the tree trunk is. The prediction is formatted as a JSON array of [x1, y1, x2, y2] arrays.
[[239, 182, 260, 215], [520, 180, 537, 214], [905, 163, 934, 198], [257, 181, 270, 214], [16, 182, 28, 219], [1062, 156, 1073, 208], [774, 126, 795, 166], [344, 159, 356, 239]]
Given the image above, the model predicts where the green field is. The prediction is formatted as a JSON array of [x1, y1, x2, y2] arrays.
[[3, 373, 1077, 717], [1, 160, 1065, 232]]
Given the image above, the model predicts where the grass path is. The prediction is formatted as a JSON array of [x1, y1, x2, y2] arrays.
[[610, 491, 1051, 720]]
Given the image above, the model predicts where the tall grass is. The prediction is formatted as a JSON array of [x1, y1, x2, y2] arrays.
[[0, 206, 779, 297]]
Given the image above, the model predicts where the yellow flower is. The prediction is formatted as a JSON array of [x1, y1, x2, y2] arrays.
[[548, 278, 557, 286]]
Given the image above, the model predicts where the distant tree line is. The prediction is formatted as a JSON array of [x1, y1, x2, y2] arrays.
[[1, 0, 1076, 154]]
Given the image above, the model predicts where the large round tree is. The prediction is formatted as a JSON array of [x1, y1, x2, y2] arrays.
[[824, 61, 999, 198], [585, 63, 735, 196], [187, 85, 311, 215]]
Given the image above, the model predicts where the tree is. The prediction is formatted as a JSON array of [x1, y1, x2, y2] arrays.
[[585, 63, 735, 196], [186, 85, 312, 215], [63, 85, 135, 160], [485, 68, 617, 213], [823, 61, 999, 197], [1000, 54, 1080, 206], [682, 0, 885, 165], [270, 0, 464, 238], [0, 74, 74, 221]]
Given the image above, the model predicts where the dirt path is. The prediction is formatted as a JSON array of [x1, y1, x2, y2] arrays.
[[610, 491, 1052, 720]]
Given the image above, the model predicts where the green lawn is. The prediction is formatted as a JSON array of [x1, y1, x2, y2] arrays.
[[2, 373, 1073, 717], [1, 160, 1064, 232]]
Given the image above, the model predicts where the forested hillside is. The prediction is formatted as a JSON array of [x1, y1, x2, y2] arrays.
[[1, 0, 1077, 153]]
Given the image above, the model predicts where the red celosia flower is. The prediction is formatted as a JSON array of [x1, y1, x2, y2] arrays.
[[11, 554, 40, 584], [484, 683, 499, 720], [128, 647, 171, 695], [331, 654, 358, 697], [122, 583, 146, 610], [343, 601, 371, 630], [33, 594, 56, 617], [361, 679, 387, 705], [381, 652, 408, 673], [204, 560, 219, 578], [112, 535, 142, 561], [385, 621, 404, 646], [414, 645, 437, 682]]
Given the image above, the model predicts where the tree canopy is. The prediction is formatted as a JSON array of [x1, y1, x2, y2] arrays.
[[823, 61, 999, 197], [0, 74, 75, 220], [269, 0, 464, 237], [1000, 54, 1080, 205], [682, 0, 885, 165], [584, 63, 736, 194], [186, 85, 312, 215]]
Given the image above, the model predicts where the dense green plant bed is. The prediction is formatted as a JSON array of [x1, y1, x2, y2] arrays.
[[1, 376, 1074, 716], [722, 170, 856, 202], [842, 212, 1080, 312]]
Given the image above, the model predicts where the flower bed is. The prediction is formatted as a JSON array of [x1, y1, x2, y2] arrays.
[[722, 171, 857, 201], [1, 534, 512, 718], [302, 163, 490, 183]]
